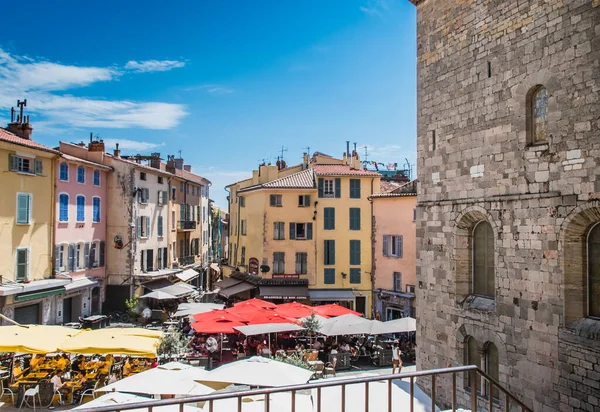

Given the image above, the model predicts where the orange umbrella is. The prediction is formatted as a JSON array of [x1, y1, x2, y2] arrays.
[[234, 298, 277, 309], [312, 304, 361, 317], [275, 302, 321, 319]]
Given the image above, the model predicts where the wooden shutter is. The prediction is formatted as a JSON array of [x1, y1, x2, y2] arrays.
[[99, 241, 105, 267], [55, 245, 61, 273], [307, 223, 313, 240], [17, 194, 29, 223], [158, 190, 162, 206], [270, 194, 276, 206], [324, 268, 335, 284], [318, 178, 324, 198], [289, 223, 296, 240], [350, 268, 361, 284], [144, 188, 150, 202], [398, 235, 403, 258], [9, 154, 18, 171], [383, 235, 389, 257], [34, 159, 43, 175], [350, 208, 360, 230], [66, 244, 74, 272], [330, 240, 335, 265], [146, 216, 150, 237], [137, 217, 142, 237], [83, 242, 90, 269], [350, 240, 361, 265], [335, 178, 341, 198], [304, 195, 311, 207]]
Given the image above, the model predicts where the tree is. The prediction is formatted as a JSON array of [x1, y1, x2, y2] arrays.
[[156, 332, 191, 360], [302, 313, 322, 349]]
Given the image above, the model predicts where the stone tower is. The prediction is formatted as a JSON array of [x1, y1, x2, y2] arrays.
[[412, 0, 600, 410]]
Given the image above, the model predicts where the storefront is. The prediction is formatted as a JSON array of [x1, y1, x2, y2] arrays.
[[375, 289, 415, 321], [308, 289, 357, 310], [0, 279, 71, 325]]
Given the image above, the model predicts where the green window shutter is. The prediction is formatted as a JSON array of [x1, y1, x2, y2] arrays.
[[350, 179, 361, 199], [350, 208, 361, 230], [350, 268, 361, 284], [17, 194, 30, 224], [9, 154, 17, 171], [99, 241, 105, 267], [146, 217, 151, 237], [329, 240, 336, 265], [158, 216, 163, 237], [318, 178, 324, 198], [34, 159, 43, 175], [84, 242, 90, 269], [307, 222, 313, 240], [289, 222, 296, 240], [324, 268, 335, 285], [137, 217, 142, 237], [383, 235, 389, 257], [54, 245, 60, 273], [350, 240, 361, 265], [270, 194, 276, 206], [304, 195, 311, 207], [335, 178, 341, 198]]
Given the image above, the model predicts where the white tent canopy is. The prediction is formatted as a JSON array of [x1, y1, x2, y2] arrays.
[[197, 356, 314, 389], [174, 303, 225, 318], [72, 392, 202, 412], [318, 314, 375, 336], [374, 317, 417, 334], [202, 393, 313, 412], [233, 323, 305, 336], [97, 362, 214, 396], [140, 290, 178, 300]]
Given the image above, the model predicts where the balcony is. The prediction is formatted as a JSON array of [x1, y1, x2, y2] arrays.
[[178, 220, 197, 231], [178, 255, 196, 266]]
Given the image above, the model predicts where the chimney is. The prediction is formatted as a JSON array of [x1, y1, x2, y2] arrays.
[[6, 100, 33, 140], [346, 141, 350, 157], [303, 152, 310, 169], [113, 143, 121, 158], [150, 153, 161, 169], [89, 133, 106, 153], [174, 157, 184, 170], [166, 155, 176, 174], [183, 165, 192, 172]]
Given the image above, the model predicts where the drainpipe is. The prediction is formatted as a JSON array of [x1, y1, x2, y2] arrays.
[[369, 178, 375, 318], [51, 154, 58, 279], [225, 187, 230, 267]]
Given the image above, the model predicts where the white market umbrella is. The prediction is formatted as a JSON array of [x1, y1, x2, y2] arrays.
[[197, 356, 314, 389], [72, 392, 202, 412], [233, 323, 305, 336], [313, 374, 439, 412], [140, 290, 178, 300], [174, 303, 225, 318], [202, 393, 313, 412], [318, 314, 375, 336], [298, 314, 329, 324], [373, 317, 417, 334], [97, 362, 214, 396]]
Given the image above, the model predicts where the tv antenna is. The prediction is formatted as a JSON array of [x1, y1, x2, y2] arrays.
[[258, 157, 271, 165], [279, 145, 288, 162], [302, 146, 311, 157], [177, 150, 182, 158], [362, 146, 369, 162]]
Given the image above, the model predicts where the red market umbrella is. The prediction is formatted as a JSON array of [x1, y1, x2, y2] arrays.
[[275, 302, 321, 319], [312, 304, 361, 318], [234, 298, 277, 309], [192, 317, 246, 334], [245, 311, 297, 325], [193, 309, 246, 323]]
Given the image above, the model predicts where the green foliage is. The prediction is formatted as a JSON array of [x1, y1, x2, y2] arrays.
[[274, 351, 311, 370], [156, 332, 191, 357], [125, 296, 139, 315], [301, 313, 321, 334]]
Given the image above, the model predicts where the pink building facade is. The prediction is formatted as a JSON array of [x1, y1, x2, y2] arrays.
[[54, 141, 112, 322]]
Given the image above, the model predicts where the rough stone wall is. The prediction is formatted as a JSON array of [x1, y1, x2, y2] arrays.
[[414, 0, 600, 411]]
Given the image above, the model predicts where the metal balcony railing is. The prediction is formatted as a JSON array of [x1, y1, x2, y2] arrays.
[[178, 220, 197, 230], [178, 255, 196, 266], [82, 365, 532, 412]]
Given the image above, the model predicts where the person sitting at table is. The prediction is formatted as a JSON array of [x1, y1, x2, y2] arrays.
[[122, 358, 132, 377], [12, 360, 28, 381], [29, 354, 42, 371], [71, 355, 85, 373], [57, 354, 70, 371], [50, 370, 69, 402], [340, 342, 351, 353], [150, 358, 159, 368]]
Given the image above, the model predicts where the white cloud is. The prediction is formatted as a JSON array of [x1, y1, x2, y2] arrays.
[[185, 84, 234, 95], [124, 60, 185, 73], [360, 0, 389, 16], [0, 48, 187, 130], [103, 138, 164, 152]]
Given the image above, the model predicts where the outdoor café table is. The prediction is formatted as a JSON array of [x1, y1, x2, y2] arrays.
[[24, 371, 49, 380]]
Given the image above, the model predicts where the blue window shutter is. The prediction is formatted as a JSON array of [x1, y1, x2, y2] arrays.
[[318, 178, 324, 198], [77, 196, 85, 221], [324, 268, 335, 285], [289, 222, 296, 240], [350, 240, 361, 265], [335, 178, 341, 198], [383, 235, 389, 257], [137, 217, 142, 237], [59, 194, 68, 221], [350, 268, 361, 284], [9, 154, 18, 171], [307, 222, 313, 240], [84, 243, 90, 269], [68, 244, 75, 272], [330, 240, 335, 265], [99, 241, 105, 267], [34, 159, 43, 175]]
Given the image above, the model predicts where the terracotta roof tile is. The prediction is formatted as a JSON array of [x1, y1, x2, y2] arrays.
[[60, 153, 113, 170], [0, 128, 59, 154], [262, 168, 315, 189], [312, 164, 381, 177]]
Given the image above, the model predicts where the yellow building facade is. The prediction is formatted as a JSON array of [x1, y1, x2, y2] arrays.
[[226, 152, 380, 317]]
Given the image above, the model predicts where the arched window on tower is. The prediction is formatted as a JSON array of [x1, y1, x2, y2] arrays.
[[485, 342, 499, 399], [588, 223, 600, 318], [528, 85, 548, 144], [465, 336, 480, 392], [472, 221, 495, 298]]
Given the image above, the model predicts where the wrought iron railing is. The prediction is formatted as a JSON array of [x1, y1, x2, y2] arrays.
[[178, 220, 197, 230], [82, 365, 532, 412], [178, 255, 196, 266]]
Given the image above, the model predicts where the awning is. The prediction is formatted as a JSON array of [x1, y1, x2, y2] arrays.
[[64, 277, 98, 292], [259, 285, 309, 300], [218, 282, 255, 298], [14, 287, 65, 303], [233, 323, 305, 336], [146, 280, 196, 297], [308, 289, 355, 301], [215, 277, 242, 289], [0, 278, 70, 297], [177, 269, 199, 283]]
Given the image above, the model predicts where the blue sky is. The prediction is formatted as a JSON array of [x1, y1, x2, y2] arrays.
[[0, 0, 416, 207]]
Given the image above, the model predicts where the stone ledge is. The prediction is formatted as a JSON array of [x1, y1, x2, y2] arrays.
[[459, 295, 496, 312], [417, 191, 561, 206], [561, 318, 600, 347]]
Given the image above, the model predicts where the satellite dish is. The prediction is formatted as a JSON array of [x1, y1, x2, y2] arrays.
[[260, 265, 270, 273]]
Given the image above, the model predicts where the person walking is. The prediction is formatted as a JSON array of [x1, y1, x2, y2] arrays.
[[392, 340, 403, 374], [206, 335, 219, 370]]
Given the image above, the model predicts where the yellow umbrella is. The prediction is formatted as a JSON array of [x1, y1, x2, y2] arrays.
[[58, 330, 159, 357], [0, 325, 81, 354], [86, 327, 163, 339]]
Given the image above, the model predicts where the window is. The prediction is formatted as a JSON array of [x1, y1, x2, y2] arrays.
[[241, 220, 247, 236], [157, 216, 164, 237], [16, 193, 32, 224], [349, 268, 361, 284], [158, 176, 163, 184], [89, 242, 98, 268], [290, 222, 312, 240], [413, 208, 417, 222], [269, 194, 282, 207], [138, 188, 150, 204], [431, 130, 437, 150], [528, 85, 548, 144], [323, 179, 334, 198], [92, 197, 101, 222], [158, 190, 167, 206], [58, 194, 69, 222], [9, 154, 42, 175], [77, 166, 85, 183], [273, 252, 285, 274], [298, 195, 310, 207], [172, 211, 175, 230], [350, 240, 361, 265], [383, 235, 403, 258], [318, 177, 340, 198], [137, 216, 150, 238], [472, 221, 495, 298], [465, 337, 480, 391], [485, 343, 499, 399], [241, 247, 246, 265], [296, 252, 307, 274], [93, 170, 100, 186], [240, 196, 245, 207], [171, 187, 176, 200], [273, 222, 285, 240], [76, 195, 85, 222], [203, 206, 206, 222], [324, 208, 335, 230], [349, 179, 361, 198], [349, 208, 361, 230], [180, 182, 184, 192], [406, 285, 416, 294], [15, 247, 29, 281], [84, 242, 90, 269], [59, 163, 69, 181], [324, 268, 335, 284], [588, 223, 600, 318], [140, 172, 147, 181], [76, 243, 82, 270], [55, 244, 65, 272], [67, 243, 75, 271], [197, 205, 201, 222], [393, 272, 402, 292], [192, 186, 195, 196], [324, 240, 335, 265]]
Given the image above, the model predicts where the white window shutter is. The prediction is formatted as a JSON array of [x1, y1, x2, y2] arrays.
[[146, 216, 150, 237]]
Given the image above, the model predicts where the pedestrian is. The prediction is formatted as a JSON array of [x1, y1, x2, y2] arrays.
[[206, 335, 218, 370], [392, 340, 402, 374]]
